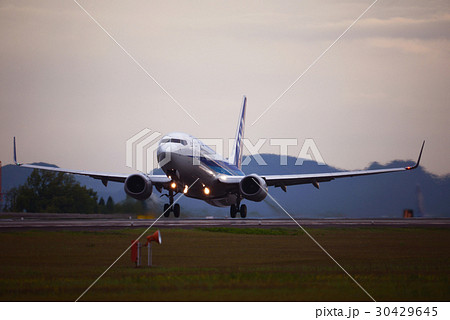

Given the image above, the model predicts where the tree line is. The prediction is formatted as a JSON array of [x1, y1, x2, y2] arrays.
[[3, 169, 148, 214]]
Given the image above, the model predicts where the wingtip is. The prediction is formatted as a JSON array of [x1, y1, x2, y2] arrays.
[[13, 136, 20, 166], [406, 140, 425, 170]]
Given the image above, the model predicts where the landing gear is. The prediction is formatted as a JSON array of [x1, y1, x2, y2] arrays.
[[230, 201, 247, 218], [163, 203, 170, 217], [240, 204, 247, 218], [230, 204, 237, 218], [163, 190, 181, 218], [173, 203, 180, 218]]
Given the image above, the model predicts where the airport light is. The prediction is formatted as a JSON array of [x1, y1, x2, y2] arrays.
[[146, 230, 162, 267], [146, 230, 162, 245], [130, 240, 141, 267], [131, 230, 162, 268], [203, 187, 210, 195]]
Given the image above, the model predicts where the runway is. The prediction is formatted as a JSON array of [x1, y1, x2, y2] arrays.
[[0, 213, 449, 229]]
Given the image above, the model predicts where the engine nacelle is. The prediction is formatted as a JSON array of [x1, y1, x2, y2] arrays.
[[239, 174, 268, 202], [124, 174, 153, 200]]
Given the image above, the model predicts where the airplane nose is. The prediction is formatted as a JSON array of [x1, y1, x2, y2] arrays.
[[158, 143, 178, 154], [158, 143, 168, 153], [157, 151, 168, 163], [157, 144, 169, 161], [157, 143, 180, 165]]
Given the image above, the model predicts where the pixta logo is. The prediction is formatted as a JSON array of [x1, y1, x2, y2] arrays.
[[126, 129, 164, 173], [126, 128, 326, 173]]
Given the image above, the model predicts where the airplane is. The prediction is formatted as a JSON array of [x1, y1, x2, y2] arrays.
[[13, 96, 425, 218]]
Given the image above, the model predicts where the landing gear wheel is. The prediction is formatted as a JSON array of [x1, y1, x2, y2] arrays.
[[173, 203, 180, 218], [230, 204, 237, 218], [240, 204, 247, 218], [163, 189, 175, 218], [163, 203, 170, 217]]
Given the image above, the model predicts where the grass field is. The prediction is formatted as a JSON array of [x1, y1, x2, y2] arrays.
[[0, 227, 448, 301]]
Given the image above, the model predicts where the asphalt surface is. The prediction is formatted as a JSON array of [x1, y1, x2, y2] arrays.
[[0, 213, 448, 229]]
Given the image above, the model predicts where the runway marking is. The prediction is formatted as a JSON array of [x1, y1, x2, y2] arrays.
[[1, 218, 449, 229]]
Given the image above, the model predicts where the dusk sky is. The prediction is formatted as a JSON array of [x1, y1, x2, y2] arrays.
[[1, 0, 449, 176]]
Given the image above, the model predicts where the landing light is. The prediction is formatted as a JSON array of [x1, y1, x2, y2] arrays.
[[183, 185, 188, 194], [170, 182, 177, 189], [203, 187, 210, 195]]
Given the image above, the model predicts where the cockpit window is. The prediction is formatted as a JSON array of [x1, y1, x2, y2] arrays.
[[171, 138, 187, 145], [161, 138, 187, 145]]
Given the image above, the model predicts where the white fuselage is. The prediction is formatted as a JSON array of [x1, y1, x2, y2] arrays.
[[156, 132, 244, 207]]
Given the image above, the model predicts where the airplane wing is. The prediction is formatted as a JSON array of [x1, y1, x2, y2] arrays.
[[13, 138, 170, 187], [219, 141, 425, 190]]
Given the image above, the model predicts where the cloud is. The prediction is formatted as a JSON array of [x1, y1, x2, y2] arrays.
[[368, 37, 450, 56], [356, 14, 450, 40]]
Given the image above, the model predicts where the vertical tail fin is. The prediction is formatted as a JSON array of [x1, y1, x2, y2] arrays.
[[13, 137, 19, 165], [229, 96, 247, 169]]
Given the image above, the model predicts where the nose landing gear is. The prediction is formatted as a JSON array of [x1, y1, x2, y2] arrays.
[[162, 190, 181, 218]]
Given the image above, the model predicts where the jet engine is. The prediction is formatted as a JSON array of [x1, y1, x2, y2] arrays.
[[239, 174, 268, 202], [124, 174, 153, 200]]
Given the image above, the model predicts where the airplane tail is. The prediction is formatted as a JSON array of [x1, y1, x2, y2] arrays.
[[13, 137, 20, 165], [229, 96, 247, 169]]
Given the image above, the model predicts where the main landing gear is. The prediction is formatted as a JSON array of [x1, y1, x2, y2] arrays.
[[163, 190, 180, 218], [230, 200, 247, 218]]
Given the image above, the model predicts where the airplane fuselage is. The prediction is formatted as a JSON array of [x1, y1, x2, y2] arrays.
[[156, 132, 244, 207]]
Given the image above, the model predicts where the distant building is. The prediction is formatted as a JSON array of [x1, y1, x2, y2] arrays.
[[403, 209, 414, 218]]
